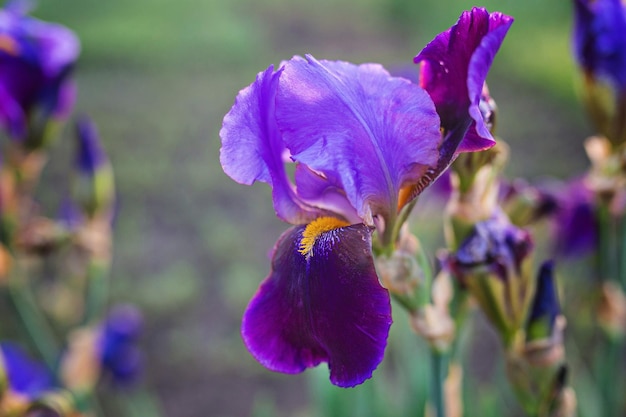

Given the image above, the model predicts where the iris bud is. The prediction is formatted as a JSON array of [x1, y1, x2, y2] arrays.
[[446, 143, 509, 249], [448, 212, 534, 347], [71, 116, 115, 219], [526, 261, 561, 342]]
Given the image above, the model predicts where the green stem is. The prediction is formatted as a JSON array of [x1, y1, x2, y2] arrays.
[[600, 338, 621, 416], [597, 203, 616, 282], [7, 266, 59, 372], [430, 350, 448, 417], [597, 204, 624, 416], [619, 215, 626, 289], [82, 258, 110, 325]]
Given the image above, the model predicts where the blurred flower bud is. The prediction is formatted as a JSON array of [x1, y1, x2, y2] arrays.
[[0, 164, 18, 246], [377, 251, 423, 310], [410, 271, 456, 352], [15, 216, 71, 255], [61, 304, 143, 391], [597, 280, 626, 339], [500, 179, 559, 227], [62, 304, 144, 390], [448, 212, 534, 346], [526, 261, 561, 342], [507, 356, 573, 417], [504, 262, 575, 417], [60, 327, 100, 393], [99, 304, 143, 384], [552, 386, 578, 417], [0, 5, 79, 148], [71, 116, 115, 219], [545, 178, 599, 258], [26, 390, 80, 417], [584, 135, 626, 208], [445, 143, 509, 249], [573, 0, 626, 147]]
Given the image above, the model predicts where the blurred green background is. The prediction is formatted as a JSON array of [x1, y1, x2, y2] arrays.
[[31, 0, 594, 416]]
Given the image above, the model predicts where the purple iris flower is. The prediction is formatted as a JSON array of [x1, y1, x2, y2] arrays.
[[548, 178, 598, 258], [99, 305, 143, 384], [0, 4, 79, 142], [573, 0, 626, 143], [0, 342, 53, 398], [450, 212, 533, 284], [573, 0, 626, 90], [220, 8, 512, 387]]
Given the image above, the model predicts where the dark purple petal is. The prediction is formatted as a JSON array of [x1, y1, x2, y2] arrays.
[[276, 56, 442, 222], [241, 223, 392, 387], [573, 0, 626, 89], [75, 115, 107, 175], [527, 261, 560, 333], [220, 66, 321, 224], [415, 8, 513, 154], [0, 342, 54, 397]]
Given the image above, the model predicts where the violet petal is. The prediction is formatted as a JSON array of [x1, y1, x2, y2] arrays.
[[220, 66, 320, 224], [415, 7, 513, 154], [276, 55, 441, 222]]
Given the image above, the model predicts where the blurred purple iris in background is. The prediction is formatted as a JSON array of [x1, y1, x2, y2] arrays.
[[99, 304, 143, 384], [1, 342, 53, 398], [0, 2, 79, 143], [573, 0, 626, 90], [220, 7, 512, 387], [572, 0, 626, 143]]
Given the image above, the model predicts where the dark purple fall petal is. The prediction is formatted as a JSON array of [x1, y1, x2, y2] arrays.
[[220, 66, 321, 224], [241, 223, 392, 387], [276, 56, 442, 223], [415, 7, 513, 154]]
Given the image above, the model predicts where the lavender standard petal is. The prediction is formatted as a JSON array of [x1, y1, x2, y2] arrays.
[[276, 56, 442, 222], [241, 223, 392, 387], [220, 66, 320, 224], [415, 8, 513, 153]]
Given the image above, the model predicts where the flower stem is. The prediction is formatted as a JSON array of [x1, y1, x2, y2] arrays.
[[430, 349, 448, 417], [597, 204, 624, 416], [7, 265, 59, 372], [597, 202, 616, 282], [82, 258, 110, 324]]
